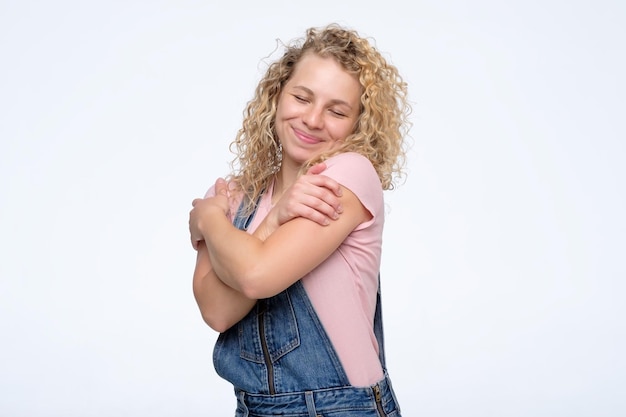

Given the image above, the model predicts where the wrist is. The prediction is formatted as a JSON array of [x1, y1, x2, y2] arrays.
[[200, 205, 229, 237]]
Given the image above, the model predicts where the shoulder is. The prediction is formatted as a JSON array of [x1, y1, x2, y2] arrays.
[[204, 180, 242, 199], [202, 180, 245, 222], [324, 152, 380, 184], [325, 152, 375, 170], [323, 152, 381, 189], [323, 152, 382, 212]]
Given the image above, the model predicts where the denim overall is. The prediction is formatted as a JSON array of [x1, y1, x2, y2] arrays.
[[213, 198, 402, 416]]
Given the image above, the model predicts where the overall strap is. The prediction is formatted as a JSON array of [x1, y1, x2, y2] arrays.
[[232, 195, 261, 231], [233, 193, 388, 372], [374, 274, 387, 371]]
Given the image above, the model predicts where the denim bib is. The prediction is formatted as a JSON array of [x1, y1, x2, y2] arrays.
[[214, 197, 402, 416]]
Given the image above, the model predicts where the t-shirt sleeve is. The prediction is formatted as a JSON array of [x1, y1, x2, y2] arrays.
[[204, 186, 215, 198], [322, 152, 383, 225], [200, 182, 240, 223]]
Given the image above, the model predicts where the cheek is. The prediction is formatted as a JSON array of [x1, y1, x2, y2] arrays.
[[275, 104, 284, 120], [330, 121, 356, 141], [276, 104, 296, 124]]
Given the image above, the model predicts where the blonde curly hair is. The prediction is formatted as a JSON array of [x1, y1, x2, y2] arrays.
[[227, 23, 412, 211]]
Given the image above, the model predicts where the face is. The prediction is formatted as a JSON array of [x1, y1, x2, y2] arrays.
[[275, 53, 362, 168]]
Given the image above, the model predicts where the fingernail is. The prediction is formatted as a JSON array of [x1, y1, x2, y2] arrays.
[[337, 204, 343, 213]]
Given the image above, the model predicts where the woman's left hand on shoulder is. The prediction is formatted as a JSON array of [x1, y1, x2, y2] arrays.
[[273, 163, 344, 227]]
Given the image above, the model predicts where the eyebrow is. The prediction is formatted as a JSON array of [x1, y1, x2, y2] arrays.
[[291, 86, 355, 110]]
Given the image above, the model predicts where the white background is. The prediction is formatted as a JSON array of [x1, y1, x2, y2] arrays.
[[1, 1, 624, 416]]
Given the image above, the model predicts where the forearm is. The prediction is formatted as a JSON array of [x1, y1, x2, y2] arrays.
[[201, 208, 264, 296], [192, 242, 256, 332], [196, 182, 364, 300], [251, 209, 281, 242]]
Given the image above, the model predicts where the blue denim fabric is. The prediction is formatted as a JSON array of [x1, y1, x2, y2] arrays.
[[215, 198, 402, 416]]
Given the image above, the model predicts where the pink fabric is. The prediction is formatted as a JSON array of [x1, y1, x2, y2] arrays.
[[205, 152, 384, 386], [300, 152, 385, 386]]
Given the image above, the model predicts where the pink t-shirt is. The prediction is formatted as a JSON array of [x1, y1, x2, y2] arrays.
[[206, 152, 384, 386]]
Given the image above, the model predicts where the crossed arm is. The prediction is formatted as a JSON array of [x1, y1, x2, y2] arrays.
[[192, 241, 256, 332], [191, 164, 369, 332]]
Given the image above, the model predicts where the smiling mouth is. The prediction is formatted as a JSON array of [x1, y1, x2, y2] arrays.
[[294, 128, 322, 144]]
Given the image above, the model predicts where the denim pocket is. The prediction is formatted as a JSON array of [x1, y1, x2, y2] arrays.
[[238, 290, 300, 363]]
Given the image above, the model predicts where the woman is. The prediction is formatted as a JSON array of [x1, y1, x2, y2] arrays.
[[190, 23, 411, 416]]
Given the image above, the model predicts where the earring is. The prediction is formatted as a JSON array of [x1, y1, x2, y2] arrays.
[[272, 142, 283, 173]]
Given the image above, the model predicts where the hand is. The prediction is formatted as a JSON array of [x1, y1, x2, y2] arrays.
[[271, 163, 343, 227], [189, 178, 231, 249]]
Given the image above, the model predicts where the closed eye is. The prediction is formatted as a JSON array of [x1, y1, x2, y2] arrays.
[[293, 95, 309, 103]]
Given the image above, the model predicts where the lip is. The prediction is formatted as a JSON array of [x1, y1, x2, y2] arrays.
[[293, 128, 323, 145]]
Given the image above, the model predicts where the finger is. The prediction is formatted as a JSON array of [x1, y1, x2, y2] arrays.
[[322, 178, 343, 197], [214, 178, 229, 196], [299, 206, 332, 226], [192, 198, 202, 207], [306, 162, 327, 175], [299, 195, 341, 220], [303, 185, 343, 213], [305, 174, 342, 197]]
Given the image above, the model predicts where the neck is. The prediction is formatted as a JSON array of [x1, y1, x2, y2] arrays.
[[272, 161, 300, 205]]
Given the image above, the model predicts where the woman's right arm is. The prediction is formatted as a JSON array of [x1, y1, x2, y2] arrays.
[[192, 163, 343, 332], [192, 241, 255, 333], [253, 163, 343, 241]]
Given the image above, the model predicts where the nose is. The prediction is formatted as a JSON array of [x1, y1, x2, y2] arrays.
[[302, 106, 324, 130]]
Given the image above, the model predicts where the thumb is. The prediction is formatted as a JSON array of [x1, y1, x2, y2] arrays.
[[306, 162, 327, 175], [214, 178, 229, 196]]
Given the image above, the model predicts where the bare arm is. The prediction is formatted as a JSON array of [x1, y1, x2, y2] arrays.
[[191, 163, 344, 331], [192, 242, 256, 333], [194, 184, 370, 299], [253, 163, 343, 241]]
